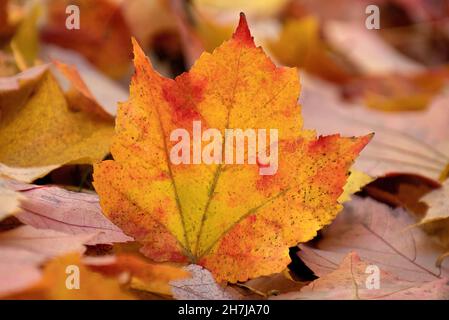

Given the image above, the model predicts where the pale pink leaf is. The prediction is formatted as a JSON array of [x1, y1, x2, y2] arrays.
[[299, 197, 449, 283], [301, 76, 449, 180], [273, 252, 449, 300], [0, 225, 93, 296], [5, 180, 133, 245]]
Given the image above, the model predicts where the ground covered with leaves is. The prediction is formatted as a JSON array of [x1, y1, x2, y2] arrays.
[[1, 0, 449, 300]]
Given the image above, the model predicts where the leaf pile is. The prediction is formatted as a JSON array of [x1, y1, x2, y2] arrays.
[[1, 0, 449, 300]]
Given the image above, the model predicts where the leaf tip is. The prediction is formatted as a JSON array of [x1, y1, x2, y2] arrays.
[[130, 36, 155, 75], [232, 13, 254, 47], [365, 132, 375, 143], [131, 37, 143, 59]]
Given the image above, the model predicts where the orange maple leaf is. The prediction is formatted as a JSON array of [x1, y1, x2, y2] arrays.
[[93, 13, 371, 282]]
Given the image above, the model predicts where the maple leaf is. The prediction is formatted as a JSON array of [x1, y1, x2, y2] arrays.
[[273, 252, 449, 300], [0, 69, 114, 182], [93, 14, 371, 282]]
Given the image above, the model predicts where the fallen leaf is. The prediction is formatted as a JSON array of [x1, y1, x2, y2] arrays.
[[170, 264, 242, 300], [7, 253, 135, 300], [53, 60, 114, 121], [0, 225, 93, 297], [3, 179, 132, 245], [0, 63, 48, 112], [0, 264, 41, 299], [0, 70, 114, 182], [42, 0, 132, 78], [0, 164, 60, 183], [0, 225, 92, 266], [299, 197, 449, 282], [273, 252, 449, 300], [42, 44, 128, 116], [93, 14, 370, 282], [301, 75, 449, 180], [361, 173, 440, 217], [85, 253, 190, 296]]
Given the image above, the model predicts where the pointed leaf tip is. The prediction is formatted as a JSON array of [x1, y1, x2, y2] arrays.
[[131, 37, 143, 59], [131, 37, 154, 72], [232, 13, 254, 46]]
